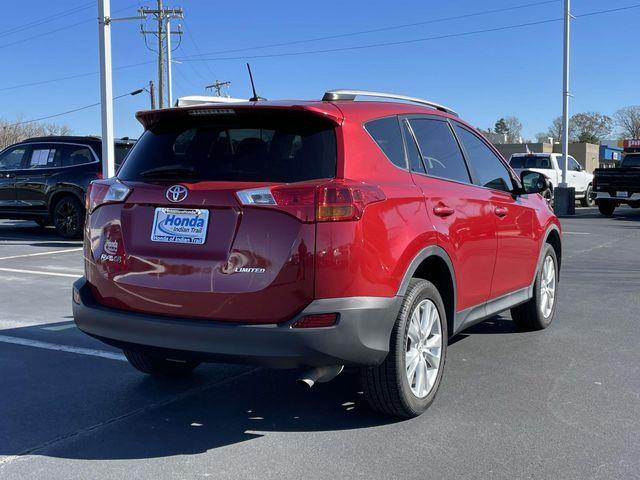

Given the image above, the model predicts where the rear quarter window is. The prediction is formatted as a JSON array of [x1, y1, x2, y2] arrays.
[[364, 116, 406, 169]]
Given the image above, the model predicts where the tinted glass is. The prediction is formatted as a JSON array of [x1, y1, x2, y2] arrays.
[[0, 146, 27, 170], [115, 144, 133, 168], [118, 113, 336, 183], [408, 118, 470, 183], [510, 155, 552, 169], [402, 121, 425, 173], [365, 117, 406, 168], [62, 146, 94, 167], [27, 146, 61, 169], [569, 157, 582, 171], [622, 154, 640, 167], [455, 125, 512, 192]]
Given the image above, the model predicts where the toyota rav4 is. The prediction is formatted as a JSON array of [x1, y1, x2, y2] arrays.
[[73, 90, 561, 418]]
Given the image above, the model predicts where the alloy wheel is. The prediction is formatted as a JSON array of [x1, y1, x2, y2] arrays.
[[540, 255, 556, 318], [406, 299, 442, 398]]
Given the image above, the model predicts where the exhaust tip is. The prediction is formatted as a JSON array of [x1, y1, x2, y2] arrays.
[[297, 378, 315, 389]]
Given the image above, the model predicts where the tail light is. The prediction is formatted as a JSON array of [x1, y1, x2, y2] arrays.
[[87, 179, 131, 213], [235, 180, 385, 222]]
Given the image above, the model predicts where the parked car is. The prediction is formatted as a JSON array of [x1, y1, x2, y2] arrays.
[[509, 152, 594, 206], [0, 136, 134, 238], [72, 90, 561, 418], [592, 153, 640, 216]]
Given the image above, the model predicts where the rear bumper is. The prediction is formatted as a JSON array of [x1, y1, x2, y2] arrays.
[[72, 278, 400, 368], [593, 191, 640, 202]]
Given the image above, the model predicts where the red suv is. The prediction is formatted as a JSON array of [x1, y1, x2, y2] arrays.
[[73, 90, 561, 417]]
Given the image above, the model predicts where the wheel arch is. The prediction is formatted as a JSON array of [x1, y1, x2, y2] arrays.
[[397, 246, 456, 337], [48, 188, 85, 215]]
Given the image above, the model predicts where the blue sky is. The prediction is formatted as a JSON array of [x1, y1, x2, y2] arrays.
[[1, 0, 638, 140]]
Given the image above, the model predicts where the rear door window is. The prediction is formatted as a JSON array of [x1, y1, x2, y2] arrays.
[[61, 145, 95, 167], [408, 118, 470, 183], [364, 117, 406, 168], [0, 146, 28, 170], [118, 112, 336, 183], [454, 125, 513, 192]]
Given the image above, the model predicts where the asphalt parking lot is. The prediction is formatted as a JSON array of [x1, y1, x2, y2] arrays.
[[1, 209, 639, 480]]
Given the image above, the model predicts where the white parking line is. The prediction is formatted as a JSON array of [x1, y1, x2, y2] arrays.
[[0, 267, 80, 278], [0, 247, 83, 261], [0, 334, 126, 361], [41, 323, 76, 331], [563, 232, 591, 235]]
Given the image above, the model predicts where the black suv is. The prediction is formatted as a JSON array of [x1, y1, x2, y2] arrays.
[[0, 136, 134, 238]]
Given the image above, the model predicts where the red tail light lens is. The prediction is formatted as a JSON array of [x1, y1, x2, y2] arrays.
[[87, 180, 131, 213], [235, 180, 385, 223]]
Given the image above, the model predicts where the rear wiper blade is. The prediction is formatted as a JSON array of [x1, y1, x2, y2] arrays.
[[139, 164, 198, 178]]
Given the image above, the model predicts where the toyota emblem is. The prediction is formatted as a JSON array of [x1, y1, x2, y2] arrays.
[[166, 185, 188, 203]]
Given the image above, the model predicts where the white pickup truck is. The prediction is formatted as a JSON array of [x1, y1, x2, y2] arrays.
[[509, 153, 594, 207]]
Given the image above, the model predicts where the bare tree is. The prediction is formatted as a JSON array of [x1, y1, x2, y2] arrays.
[[571, 112, 612, 144], [546, 116, 578, 143], [0, 118, 72, 150], [614, 106, 640, 139], [504, 116, 523, 143]]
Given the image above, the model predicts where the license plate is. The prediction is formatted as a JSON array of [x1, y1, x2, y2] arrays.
[[616, 191, 628, 198], [151, 208, 209, 244]]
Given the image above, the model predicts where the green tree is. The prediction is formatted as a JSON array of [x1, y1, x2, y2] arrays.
[[494, 118, 508, 135]]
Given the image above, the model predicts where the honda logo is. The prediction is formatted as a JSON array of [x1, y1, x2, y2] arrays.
[[166, 185, 188, 203]]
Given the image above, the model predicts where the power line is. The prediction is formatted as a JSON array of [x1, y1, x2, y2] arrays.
[[0, 61, 155, 92], [0, 2, 140, 50], [178, 0, 561, 59], [177, 3, 640, 63], [5, 88, 145, 127], [0, 1, 93, 38]]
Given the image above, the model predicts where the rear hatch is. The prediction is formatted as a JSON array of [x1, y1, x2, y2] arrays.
[[85, 107, 339, 323]]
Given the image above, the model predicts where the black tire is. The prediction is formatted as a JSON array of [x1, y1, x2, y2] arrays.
[[580, 185, 594, 207], [597, 201, 616, 217], [123, 349, 200, 377], [360, 278, 448, 418], [52, 196, 85, 239], [510, 244, 558, 331]]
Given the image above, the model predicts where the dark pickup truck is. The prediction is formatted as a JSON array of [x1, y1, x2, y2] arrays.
[[592, 153, 640, 216]]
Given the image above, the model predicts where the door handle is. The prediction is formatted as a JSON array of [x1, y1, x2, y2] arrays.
[[494, 206, 508, 217], [433, 204, 455, 217]]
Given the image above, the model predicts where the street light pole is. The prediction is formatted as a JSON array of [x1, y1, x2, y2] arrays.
[[166, 17, 173, 107], [98, 0, 115, 178], [554, 0, 575, 215], [560, 0, 570, 188]]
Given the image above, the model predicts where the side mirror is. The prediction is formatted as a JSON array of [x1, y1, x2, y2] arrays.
[[520, 170, 551, 194]]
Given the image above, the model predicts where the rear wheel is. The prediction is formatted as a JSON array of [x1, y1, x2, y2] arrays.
[[52, 196, 84, 239], [510, 244, 558, 331], [597, 201, 616, 217], [360, 278, 447, 418], [580, 185, 594, 207], [123, 349, 200, 377]]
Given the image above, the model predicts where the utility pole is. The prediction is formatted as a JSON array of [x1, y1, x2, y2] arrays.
[[139, 1, 183, 109], [554, 0, 575, 215], [98, 0, 115, 178], [148, 80, 156, 109], [206, 80, 231, 97]]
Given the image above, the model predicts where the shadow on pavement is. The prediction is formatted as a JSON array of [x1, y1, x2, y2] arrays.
[[0, 220, 82, 247]]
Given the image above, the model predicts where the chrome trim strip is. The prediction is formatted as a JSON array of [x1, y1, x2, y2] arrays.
[[594, 192, 640, 200]]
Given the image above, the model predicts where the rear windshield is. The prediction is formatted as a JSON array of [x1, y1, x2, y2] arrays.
[[118, 112, 336, 183], [622, 154, 640, 167], [509, 155, 552, 169]]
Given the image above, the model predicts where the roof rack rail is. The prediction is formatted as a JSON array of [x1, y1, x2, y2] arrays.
[[322, 89, 458, 117]]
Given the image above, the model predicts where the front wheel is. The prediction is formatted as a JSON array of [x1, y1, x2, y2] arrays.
[[510, 244, 558, 331], [52, 196, 85, 239], [360, 278, 447, 418], [580, 185, 594, 207], [123, 349, 200, 377]]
